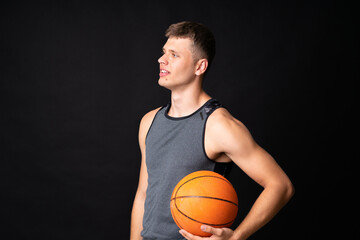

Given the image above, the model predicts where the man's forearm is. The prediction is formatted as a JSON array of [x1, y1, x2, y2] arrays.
[[130, 193, 145, 240], [233, 182, 294, 240]]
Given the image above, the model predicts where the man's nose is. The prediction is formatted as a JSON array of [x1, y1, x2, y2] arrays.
[[158, 54, 168, 65]]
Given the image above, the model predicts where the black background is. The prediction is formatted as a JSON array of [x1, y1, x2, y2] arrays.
[[0, 0, 357, 239]]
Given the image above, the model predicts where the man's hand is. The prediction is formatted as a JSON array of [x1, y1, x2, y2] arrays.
[[179, 225, 237, 240]]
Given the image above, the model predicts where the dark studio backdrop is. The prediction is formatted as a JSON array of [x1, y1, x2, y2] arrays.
[[0, 0, 357, 239]]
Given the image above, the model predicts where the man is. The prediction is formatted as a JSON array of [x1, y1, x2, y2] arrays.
[[131, 21, 294, 240]]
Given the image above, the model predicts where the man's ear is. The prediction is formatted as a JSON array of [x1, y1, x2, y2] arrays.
[[195, 59, 208, 76]]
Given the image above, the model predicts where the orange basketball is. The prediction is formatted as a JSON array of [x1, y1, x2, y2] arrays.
[[170, 170, 238, 237]]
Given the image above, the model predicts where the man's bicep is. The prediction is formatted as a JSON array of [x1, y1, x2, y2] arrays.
[[136, 109, 158, 196], [219, 118, 285, 188], [137, 154, 148, 196]]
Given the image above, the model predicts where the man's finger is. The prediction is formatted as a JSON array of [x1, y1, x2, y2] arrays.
[[201, 225, 223, 236], [179, 229, 201, 240]]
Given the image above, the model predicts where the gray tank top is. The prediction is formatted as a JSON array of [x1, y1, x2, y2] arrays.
[[141, 99, 233, 240]]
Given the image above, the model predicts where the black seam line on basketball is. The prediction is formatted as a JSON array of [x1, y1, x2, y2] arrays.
[[171, 195, 238, 207], [174, 175, 232, 201], [173, 175, 236, 227], [171, 203, 184, 230], [173, 201, 235, 226], [174, 175, 234, 214]]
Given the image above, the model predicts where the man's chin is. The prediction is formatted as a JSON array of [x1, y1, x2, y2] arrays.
[[158, 78, 171, 89]]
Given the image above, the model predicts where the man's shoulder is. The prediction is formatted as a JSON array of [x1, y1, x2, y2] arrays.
[[207, 107, 248, 135], [139, 107, 163, 128], [138, 106, 163, 143], [206, 107, 255, 154], [208, 107, 233, 124]]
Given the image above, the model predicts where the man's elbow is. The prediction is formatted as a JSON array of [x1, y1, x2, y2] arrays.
[[284, 179, 295, 202]]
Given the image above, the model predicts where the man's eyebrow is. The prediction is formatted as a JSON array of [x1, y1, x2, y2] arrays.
[[162, 48, 180, 54]]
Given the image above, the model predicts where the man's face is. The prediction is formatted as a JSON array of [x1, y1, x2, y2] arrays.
[[158, 37, 197, 90]]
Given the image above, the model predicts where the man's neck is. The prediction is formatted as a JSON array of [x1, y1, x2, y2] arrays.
[[168, 89, 211, 118]]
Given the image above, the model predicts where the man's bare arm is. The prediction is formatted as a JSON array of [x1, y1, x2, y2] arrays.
[[211, 109, 294, 239], [130, 108, 160, 240], [180, 109, 294, 240]]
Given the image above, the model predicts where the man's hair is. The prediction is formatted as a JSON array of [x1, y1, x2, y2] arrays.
[[165, 21, 216, 72]]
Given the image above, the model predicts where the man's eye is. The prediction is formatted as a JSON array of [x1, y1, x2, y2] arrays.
[[172, 53, 178, 58]]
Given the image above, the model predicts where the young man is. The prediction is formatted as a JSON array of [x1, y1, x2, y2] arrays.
[[130, 21, 294, 240]]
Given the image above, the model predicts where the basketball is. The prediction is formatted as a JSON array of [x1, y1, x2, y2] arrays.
[[170, 170, 238, 237]]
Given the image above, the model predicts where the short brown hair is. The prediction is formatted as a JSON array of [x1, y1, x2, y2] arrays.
[[165, 21, 216, 71]]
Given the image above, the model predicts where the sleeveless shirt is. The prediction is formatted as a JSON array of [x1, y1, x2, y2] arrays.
[[141, 99, 233, 240]]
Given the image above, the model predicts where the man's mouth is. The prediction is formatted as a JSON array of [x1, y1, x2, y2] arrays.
[[159, 69, 170, 77]]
